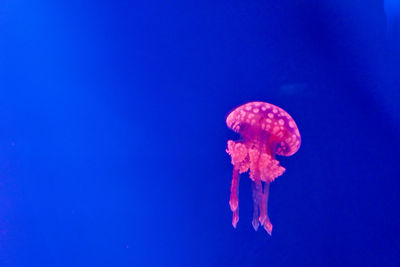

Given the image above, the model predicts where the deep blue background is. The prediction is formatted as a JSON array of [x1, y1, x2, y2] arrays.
[[1, 0, 400, 266]]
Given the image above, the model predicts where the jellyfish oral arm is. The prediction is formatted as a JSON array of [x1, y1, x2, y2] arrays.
[[263, 182, 273, 235], [251, 182, 260, 230], [229, 167, 240, 228], [226, 139, 279, 235], [255, 179, 266, 225], [250, 179, 273, 235]]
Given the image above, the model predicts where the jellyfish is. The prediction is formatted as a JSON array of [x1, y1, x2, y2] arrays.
[[226, 101, 301, 235]]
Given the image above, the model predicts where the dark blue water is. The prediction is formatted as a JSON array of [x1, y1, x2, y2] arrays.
[[1, 0, 399, 266]]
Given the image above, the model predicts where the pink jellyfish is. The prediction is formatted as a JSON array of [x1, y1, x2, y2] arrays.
[[226, 101, 301, 235]]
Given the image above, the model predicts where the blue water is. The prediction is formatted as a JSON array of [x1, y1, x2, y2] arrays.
[[1, 0, 399, 266]]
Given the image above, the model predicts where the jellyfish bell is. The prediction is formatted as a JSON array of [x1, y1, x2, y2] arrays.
[[226, 101, 301, 235]]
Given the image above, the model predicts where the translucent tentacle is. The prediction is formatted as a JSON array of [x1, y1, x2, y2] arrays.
[[232, 207, 239, 228], [263, 182, 273, 235], [255, 180, 266, 226], [229, 167, 240, 228], [251, 181, 259, 231]]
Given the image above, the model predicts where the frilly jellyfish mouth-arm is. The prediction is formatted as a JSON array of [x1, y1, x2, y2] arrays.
[[226, 101, 301, 235], [229, 166, 240, 228], [262, 182, 272, 235]]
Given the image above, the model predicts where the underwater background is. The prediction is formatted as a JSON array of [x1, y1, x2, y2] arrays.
[[1, 0, 400, 266]]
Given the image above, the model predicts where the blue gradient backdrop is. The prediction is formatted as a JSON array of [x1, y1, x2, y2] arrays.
[[1, 0, 400, 266]]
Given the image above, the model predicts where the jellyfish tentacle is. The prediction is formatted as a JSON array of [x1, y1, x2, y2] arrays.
[[251, 181, 260, 231], [229, 167, 239, 211], [264, 221, 273, 235], [229, 167, 240, 228], [255, 179, 266, 226], [263, 182, 273, 235], [232, 207, 239, 228]]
